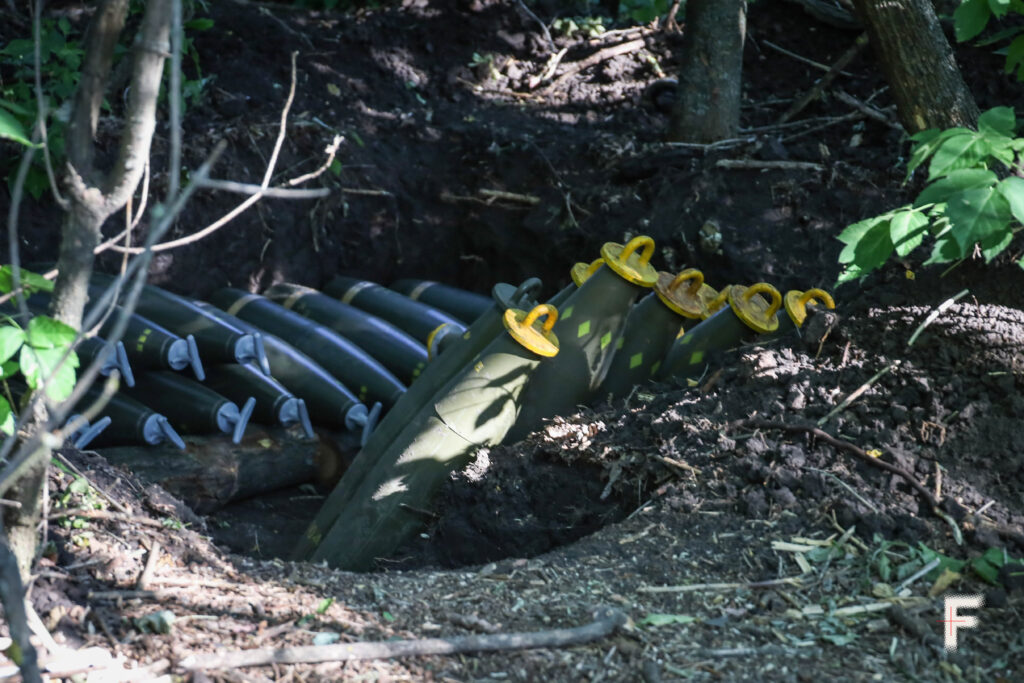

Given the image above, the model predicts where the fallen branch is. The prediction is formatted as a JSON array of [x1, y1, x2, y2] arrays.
[[715, 159, 825, 172], [197, 178, 331, 198], [762, 38, 860, 78], [181, 607, 628, 670], [539, 39, 646, 94], [778, 33, 868, 124], [477, 189, 540, 205], [637, 576, 803, 594], [833, 90, 902, 131]]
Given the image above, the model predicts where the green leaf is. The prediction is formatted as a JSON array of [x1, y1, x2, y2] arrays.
[[907, 128, 958, 177], [0, 325, 26, 365], [68, 476, 90, 495], [27, 315, 77, 350], [637, 613, 696, 627], [971, 557, 1000, 584], [915, 168, 998, 207], [980, 227, 1014, 261], [836, 263, 866, 285], [978, 106, 1016, 137], [889, 210, 929, 258], [316, 598, 334, 614], [988, 0, 1012, 17], [0, 106, 37, 148], [185, 18, 215, 30], [924, 235, 965, 265], [0, 360, 18, 379], [928, 132, 988, 180], [945, 185, 1013, 252], [0, 397, 13, 436], [0, 266, 55, 294], [997, 176, 1024, 224], [1004, 35, 1024, 78], [954, 0, 992, 42], [838, 218, 894, 273], [19, 346, 78, 401]]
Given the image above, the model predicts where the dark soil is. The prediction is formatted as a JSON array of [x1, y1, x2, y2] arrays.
[[2, 0, 1024, 680]]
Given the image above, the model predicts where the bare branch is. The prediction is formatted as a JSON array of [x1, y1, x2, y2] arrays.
[[32, 0, 67, 209], [198, 178, 331, 198]]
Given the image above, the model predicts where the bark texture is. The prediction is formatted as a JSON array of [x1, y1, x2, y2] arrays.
[[667, 0, 746, 143], [853, 0, 979, 132]]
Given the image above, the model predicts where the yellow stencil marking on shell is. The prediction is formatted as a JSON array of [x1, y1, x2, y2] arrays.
[[282, 287, 312, 310], [680, 332, 694, 345], [600, 331, 612, 349], [474, 361, 484, 373], [408, 280, 435, 301], [577, 320, 591, 337], [340, 280, 374, 305], [136, 329, 151, 353], [561, 305, 574, 320], [359, 385, 368, 400], [226, 292, 262, 317], [463, 330, 472, 339], [306, 523, 321, 546], [615, 336, 624, 350], [650, 360, 661, 376], [690, 350, 704, 365], [629, 352, 643, 369], [413, 364, 424, 379]]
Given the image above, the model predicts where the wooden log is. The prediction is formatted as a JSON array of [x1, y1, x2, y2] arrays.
[[97, 426, 355, 513]]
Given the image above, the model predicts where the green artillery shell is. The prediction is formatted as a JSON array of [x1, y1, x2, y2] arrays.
[[210, 288, 406, 410], [292, 277, 544, 562], [659, 283, 783, 382], [389, 279, 493, 324], [309, 303, 559, 570], [203, 364, 314, 438], [323, 276, 467, 356], [761, 288, 836, 341], [600, 269, 719, 400], [100, 310, 205, 379], [506, 238, 659, 442], [263, 283, 428, 386], [193, 301, 371, 434], [78, 337, 136, 387], [86, 387, 186, 449], [123, 371, 255, 444], [91, 274, 266, 371]]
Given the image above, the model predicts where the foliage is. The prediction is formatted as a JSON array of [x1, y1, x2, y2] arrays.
[[953, 0, 1024, 81], [618, 0, 672, 24], [0, 267, 79, 436], [0, 9, 213, 199], [837, 107, 1024, 284], [553, 16, 609, 39]]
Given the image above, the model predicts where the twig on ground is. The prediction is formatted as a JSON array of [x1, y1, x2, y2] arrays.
[[47, 508, 177, 529], [478, 189, 541, 205], [637, 577, 803, 593], [136, 540, 161, 590], [716, 159, 826, 172], [778, 33, 868, 124], [762, 39, 860, 77], [906, 289, 969, 347], [806, 467, 879, 513], [528, 46, 569, 89], [665, 0, 683, 32], [539, 39, 646, 94], [181, 607, 628, 670], [817, 361, 898, 426], [284, 134, 343, 187], [895, 558, 941, 594], [833, 90, 902, 130]]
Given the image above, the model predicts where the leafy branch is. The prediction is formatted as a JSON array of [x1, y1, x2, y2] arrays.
[[837, 106, 1024, 284]]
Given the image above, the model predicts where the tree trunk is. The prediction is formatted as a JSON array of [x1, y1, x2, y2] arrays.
[[667, 0, 746, 143], [853, 0, 979, 133], [3, 0, 172, 583]]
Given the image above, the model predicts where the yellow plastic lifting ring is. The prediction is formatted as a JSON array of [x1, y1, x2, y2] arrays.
[[702, 288, 730, 319], [570, 258, 605, 287], [729, 282, 782, 334], [670, 268, 704, 296], [656, 269, 717, 319], [504, 304, 560, 357], [600, 235, 659, 287], [784, 288, 836, 328]]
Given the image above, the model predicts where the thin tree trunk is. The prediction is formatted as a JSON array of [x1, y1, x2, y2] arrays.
[[667, 0, 746, 143], [852, 0, 978, 132], [5, 0, 172, 583]]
